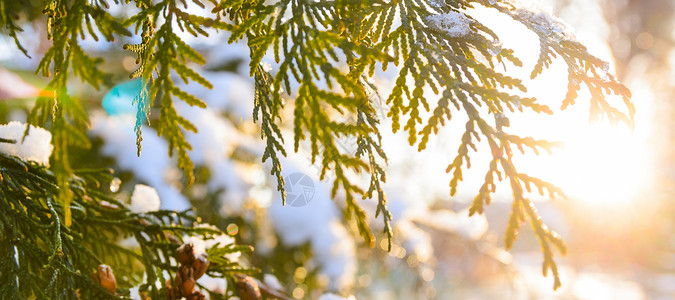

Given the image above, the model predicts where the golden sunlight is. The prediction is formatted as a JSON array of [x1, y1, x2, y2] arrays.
[[467, 4, 658, 208], [513, 79, 655, 208], [544, 121, 651, 206]]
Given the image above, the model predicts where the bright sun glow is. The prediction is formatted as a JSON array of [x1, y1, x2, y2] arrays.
[[511, 78, 655, 207], [466, 4, 658, 208], [536, 121, 652, 206]]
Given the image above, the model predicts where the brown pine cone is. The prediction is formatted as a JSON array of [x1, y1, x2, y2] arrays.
[[93, 264, 117, 294], [235, 273, 262, 300], [165, 279, 178, 300], [191, 253, 209, 280], [176, 242, 196, 265], [187, 291, 206, 300], [178, 265, 196, 297]]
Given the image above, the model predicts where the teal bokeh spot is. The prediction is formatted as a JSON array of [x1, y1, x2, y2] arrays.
[[102, 78, 144, 116]]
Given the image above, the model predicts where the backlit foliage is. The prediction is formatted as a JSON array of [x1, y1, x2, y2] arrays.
[[0, 0, 634, 293]]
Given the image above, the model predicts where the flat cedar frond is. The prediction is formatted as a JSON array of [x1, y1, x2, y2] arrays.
[[28, 0, 131, 227], [254, 67, 288, 205], [355, 0, 634, 290], [123, 0, 231, 186], [493, 1, 634, 124], [0, 1, 33, 58], [221, 0, 391, 247]]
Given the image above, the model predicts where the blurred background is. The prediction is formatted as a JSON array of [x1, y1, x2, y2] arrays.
[[0, 0, 673, 299]]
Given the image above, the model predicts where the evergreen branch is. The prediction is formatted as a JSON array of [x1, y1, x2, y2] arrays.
[[124, 0, 227, 186], [0, 0, 32, 58], [221, 0, 393, 247], [0, 151, 252, 298], [493, 1, 634, 125]]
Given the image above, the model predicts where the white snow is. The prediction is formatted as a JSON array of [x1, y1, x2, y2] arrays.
[[197, 274, 228, 294], [173, 98, 249, 214], [128, 286, 142, 300], [507, 0, 575, 40], [0, 121, 53, 166], [185, 236, 207, 257], [90, 112, 191, 211], [425, 11, 472, 37], [130, 184, 161, 214], [318, 293, 355, 300], [263, 273, 283, 291], [427, 0, 445, 8]]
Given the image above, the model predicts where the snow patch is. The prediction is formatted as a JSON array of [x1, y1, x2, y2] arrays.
[[193, 223, 240, 262], [185, 236, 207, 257], [318, 293, 355, 300], [508, 0, 575, 40], [0, 121, 53, 166], [263, 274, 283, 291], [90, 113, 191, 211], [425, 11, 472, 37], [130, 184, 161, 214]]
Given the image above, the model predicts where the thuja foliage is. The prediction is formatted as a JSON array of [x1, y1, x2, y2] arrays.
[[0, 0, 633, 293], [0, 147, 253, 299]]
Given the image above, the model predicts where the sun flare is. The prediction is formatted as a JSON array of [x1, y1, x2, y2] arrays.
[[470, 3, 658, 208], [544, 122, 652, 206], [511, 80, 654, 208]]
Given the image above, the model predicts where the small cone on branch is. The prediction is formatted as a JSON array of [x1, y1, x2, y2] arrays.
[[165, 279, 178, 300], [178, 265, 196, 297], [176, 242, 196, 265], [191, 253, 209, 280], [93, 264, 117, 293], [187, 291, 206, 300], [235, 273, 261, 300], [169, 241, 212, 299]]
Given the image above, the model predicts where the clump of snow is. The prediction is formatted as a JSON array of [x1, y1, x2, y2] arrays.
[[427, 0, 445, 8], [425, 11, 472, 37], [489, 40, 503, 56], [93, 61, 259, 214], [128, 286, 140, 300], [197, 275, 228, 294], [173, 99, 249, 214], [507, 0, 575, 40], [263, 274, 283, 290], [0, 121, 53, 166], [185, 236, 207, 257], [130, 184, 161, 214]]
